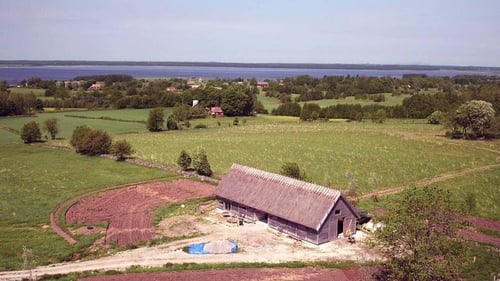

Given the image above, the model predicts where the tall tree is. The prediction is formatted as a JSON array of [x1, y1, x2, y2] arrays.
[[146, 108, 164, 132], [43, 118, 58, 140], [373, 187, 464, 281]]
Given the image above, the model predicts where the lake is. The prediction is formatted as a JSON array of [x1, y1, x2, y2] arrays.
[[1, 65, 498, 84]]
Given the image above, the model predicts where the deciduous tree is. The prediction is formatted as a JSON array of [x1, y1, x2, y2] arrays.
[[146, 108, 164, 132], [373, 187, 464, 281], [43, 118, 58, 140]]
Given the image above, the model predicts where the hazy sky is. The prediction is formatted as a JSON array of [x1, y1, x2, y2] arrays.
[[1, 0, 499, 66]]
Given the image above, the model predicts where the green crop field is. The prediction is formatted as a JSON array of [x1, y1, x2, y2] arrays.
[[0, 132, 175, 270]]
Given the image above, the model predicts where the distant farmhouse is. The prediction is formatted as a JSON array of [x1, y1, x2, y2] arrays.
[[256, 81, 269, 88], [215, 164, 359, 245], [210, 106, 224, 117], [88, 83, 102, 90]]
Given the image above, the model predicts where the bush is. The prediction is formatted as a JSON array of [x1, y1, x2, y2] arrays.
[[166, 115, 179, 130], [192, 148, 212, 177], [177, 150, 192, 171], [427, 110, 444, 124], [21, 121, 41, 143], [280, 162, 308, 181], [70, 126, 112, 155], [110, 140, 134, 161]]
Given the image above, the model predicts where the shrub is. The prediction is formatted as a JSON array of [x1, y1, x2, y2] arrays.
[[177, 150, 192, 171], [110, 140, 134, 161], [166, 115, 179, 130], [427, 110, 444, 125], [280, 162, 308, 181], [233, 118, 239, 126], [70, 125, 92, 152], [20, 121, 41, 143], [192, 148, 212, 177], [70, 126, 112, 155]]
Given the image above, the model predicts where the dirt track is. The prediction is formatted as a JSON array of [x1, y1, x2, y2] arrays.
[[80, 267, 374, 281], [0, 219, 379, 281], [359, 162, 500, 200]]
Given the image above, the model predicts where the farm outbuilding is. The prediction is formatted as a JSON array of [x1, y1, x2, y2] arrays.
[[215, 164, 359, 245]]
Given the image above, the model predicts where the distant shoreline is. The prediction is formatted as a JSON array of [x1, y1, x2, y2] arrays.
[[1, 60, 499, 72]]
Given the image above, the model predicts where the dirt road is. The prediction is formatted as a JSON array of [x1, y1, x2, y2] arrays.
[[0, 221, 378, 281]]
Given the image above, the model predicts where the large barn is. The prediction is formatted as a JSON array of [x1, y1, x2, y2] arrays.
[[215, 164, 359, 245]]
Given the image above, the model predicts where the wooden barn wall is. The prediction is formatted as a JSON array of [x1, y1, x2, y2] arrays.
[[318, 196, 357, 243], [268, 215, 319, 244], [217, 197, 332, 245]]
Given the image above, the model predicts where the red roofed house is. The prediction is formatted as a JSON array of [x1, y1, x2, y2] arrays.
[[210, 106, 224, 117], [88, 83, 102, 90], [215, 164, 359, 245], [256, 81, 269, 88], [166, 86, 177, 92]]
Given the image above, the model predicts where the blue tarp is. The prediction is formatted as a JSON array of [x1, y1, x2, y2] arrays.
[[187, 240, 238, 254], [187, 242, 209, 254]]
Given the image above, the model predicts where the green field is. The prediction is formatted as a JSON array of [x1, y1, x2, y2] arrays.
[[1, 108, 499, 273], [8, 87, 47, 97], [296, 93, 411, 108], [0, 132, 175, 270]]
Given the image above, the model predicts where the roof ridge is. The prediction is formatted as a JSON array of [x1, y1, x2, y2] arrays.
[[231, 163, 340, 198]]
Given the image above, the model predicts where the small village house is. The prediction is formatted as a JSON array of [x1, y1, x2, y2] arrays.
[[215, 164, 359, 245], [210, 106, 224, 117], [256, 81, 269, 88]]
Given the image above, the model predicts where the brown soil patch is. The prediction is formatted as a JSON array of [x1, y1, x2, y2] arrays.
[[459, 230, 500, 247], [467, 217, 500, 232], [158, 215, 201, 237], [65, 179, 215, 246], [80, 267, 374, 281]]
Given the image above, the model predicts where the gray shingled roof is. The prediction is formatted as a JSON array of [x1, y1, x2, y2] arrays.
[[215, 164, 342, 231]]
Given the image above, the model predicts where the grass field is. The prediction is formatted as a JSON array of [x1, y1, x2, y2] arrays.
[[8, 87, 47, 97], [357, 166, 500, 220], [0, 132, 175, 270], [1, 108, 499, 272], [116, 118, 498, 194], [296, 93, 411, 108]]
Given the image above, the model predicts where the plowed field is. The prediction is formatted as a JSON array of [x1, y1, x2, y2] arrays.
[[65, 180, 215, 246], [81, 267, 372, 281]]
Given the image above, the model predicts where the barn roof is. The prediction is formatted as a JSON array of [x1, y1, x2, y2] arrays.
[[215, 164, 346, 231]]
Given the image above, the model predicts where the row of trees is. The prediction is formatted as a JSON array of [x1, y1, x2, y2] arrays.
[[21, 121, 134, 160], [20, 119, 59, 143]]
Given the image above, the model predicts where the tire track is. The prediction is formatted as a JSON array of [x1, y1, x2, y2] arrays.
[[359, 162, 500, 200]]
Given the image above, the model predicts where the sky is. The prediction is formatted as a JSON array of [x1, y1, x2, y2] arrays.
[[1, 0, 499, 66]]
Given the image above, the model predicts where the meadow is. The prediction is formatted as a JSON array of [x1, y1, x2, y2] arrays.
[[296, 93, 411, 108], [0, 132, 175, 270], [1, 108, 499, 272]]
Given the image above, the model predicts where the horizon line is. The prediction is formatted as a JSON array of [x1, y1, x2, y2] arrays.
[[1, 60, 500, 70]]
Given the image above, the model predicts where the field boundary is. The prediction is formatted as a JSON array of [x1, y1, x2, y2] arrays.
[[359, 162, 500, 200]]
